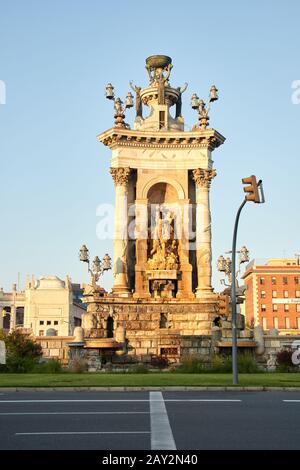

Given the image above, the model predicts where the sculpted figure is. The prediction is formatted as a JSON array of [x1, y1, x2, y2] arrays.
[[129, 81, 143, 118], [175, 83, 188, 118]]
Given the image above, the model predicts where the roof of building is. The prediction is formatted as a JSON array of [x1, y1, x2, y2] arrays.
[[35, 276, 66, 290], [242, 258, 300, 278]]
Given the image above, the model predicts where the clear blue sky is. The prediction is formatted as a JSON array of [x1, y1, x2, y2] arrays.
[[0, 0, 299, 292]]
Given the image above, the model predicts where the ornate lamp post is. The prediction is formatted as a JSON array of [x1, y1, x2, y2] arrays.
[[191, 85, 219, 130], [79, 245, 112, 287], [217, 246, 249, 286], [218, 244, 250, 385], [105, 83, 134, 128], [217, 255, 232, 284]]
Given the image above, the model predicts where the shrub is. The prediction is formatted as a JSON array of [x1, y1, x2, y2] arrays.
[[32, 359, 63, 374], [276, 349, 296, 372], [150, 355, 169, 369], [5, 355, 38, 373], [131, 363, 149, 374], [3, 330, 42, 358], [0, 330, 42, 373], [237, 354, 261, 373], [208, 355, 232, 373], [174, 355, 206, 373], [174, 353, 260, 374]]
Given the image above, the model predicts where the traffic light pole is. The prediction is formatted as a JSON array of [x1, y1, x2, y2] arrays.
[[231, 198, 247, 385]]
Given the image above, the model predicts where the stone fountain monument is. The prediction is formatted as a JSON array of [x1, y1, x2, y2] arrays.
[[72, 55, 228, 369]]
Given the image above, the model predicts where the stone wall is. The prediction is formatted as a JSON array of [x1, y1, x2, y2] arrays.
[[180, 335, 212, 358], [35, 336, 73, 365], [262, 334, 300, 360]]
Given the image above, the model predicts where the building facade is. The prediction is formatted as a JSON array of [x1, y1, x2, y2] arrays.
[[243, 258, 300, 332], [0, 276, 86, 336]]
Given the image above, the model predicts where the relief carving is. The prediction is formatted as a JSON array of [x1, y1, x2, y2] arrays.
[[110, 167, 131, 186], [192, 168, 217, 188]]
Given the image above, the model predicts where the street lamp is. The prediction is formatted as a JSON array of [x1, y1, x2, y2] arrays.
[[191, 85, 219, 130], [79, 245, 112, 287], [217, 248, 249, 286], [105, 83, 134, 128], [239, 246, 249, 264]]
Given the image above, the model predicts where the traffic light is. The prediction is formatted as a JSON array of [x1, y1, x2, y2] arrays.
[[242, 175, 260, 203], [218, 294, 230, 316]]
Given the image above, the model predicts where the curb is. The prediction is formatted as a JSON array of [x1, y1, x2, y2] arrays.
[[1, 386, 300, 392]]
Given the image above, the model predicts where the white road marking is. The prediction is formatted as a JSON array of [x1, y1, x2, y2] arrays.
[[0, 399, 242, 403], [0, 411, 149, 415], [150, 391, 176, 450], [0, 400, 150, 403], [283, 400, 300, 402], [164, 399, 242, 402], [15, 431, 150, 436]]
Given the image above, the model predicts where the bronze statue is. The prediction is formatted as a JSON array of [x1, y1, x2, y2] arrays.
[[129, 81, 143, 118], [175, 83, 188, 118]]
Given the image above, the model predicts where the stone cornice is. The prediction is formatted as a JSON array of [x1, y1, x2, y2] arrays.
[[97, 127, 225, 151]]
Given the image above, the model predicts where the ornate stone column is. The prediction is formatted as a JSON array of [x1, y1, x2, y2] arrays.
[[133, 198, 149, 298], [110, 167, 131, 297], [176, 199, 194, 299], [192, 168, 216, 297]]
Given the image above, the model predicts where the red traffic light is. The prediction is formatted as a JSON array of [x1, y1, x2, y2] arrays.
[[242, 175, 260, 203]]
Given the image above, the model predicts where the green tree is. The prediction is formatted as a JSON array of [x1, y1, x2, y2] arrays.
[[0, 329, 42, 372]]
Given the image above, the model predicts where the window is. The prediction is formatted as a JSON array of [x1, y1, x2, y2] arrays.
[[297, 318, 300, 329], [261, 304, 266, 312], [296, 304, 300, 313], [284, 290, 289, 298], [272, 290, 277, 298], [284, 304, 289, 312], [272, 304, 278, 312], [271, 277, 277, 285], [74, 317, 82, 327], [283, 277, 288, 285], [262, 318, 267, 330], [54, 320, 58, 325], [273, 317, 279, 329], [260, 277, 265, 285], [39, 320, 44, 325], [296, 291, 300, 298], [295, 277, 299, 285], [39, 330, 44, 336], [261, 291, 266, 299], [285, 317, 290, 329], [47, 320, 51, 325]]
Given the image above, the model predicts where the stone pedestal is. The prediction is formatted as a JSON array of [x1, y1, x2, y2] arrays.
[[79, 288, 220, 363]]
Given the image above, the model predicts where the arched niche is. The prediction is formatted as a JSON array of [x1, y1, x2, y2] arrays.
[[147, 182, 178, 204], [142, 177, 185, 201]]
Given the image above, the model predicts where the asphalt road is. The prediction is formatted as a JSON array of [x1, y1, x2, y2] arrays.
[[0, 390, 300, 450]]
